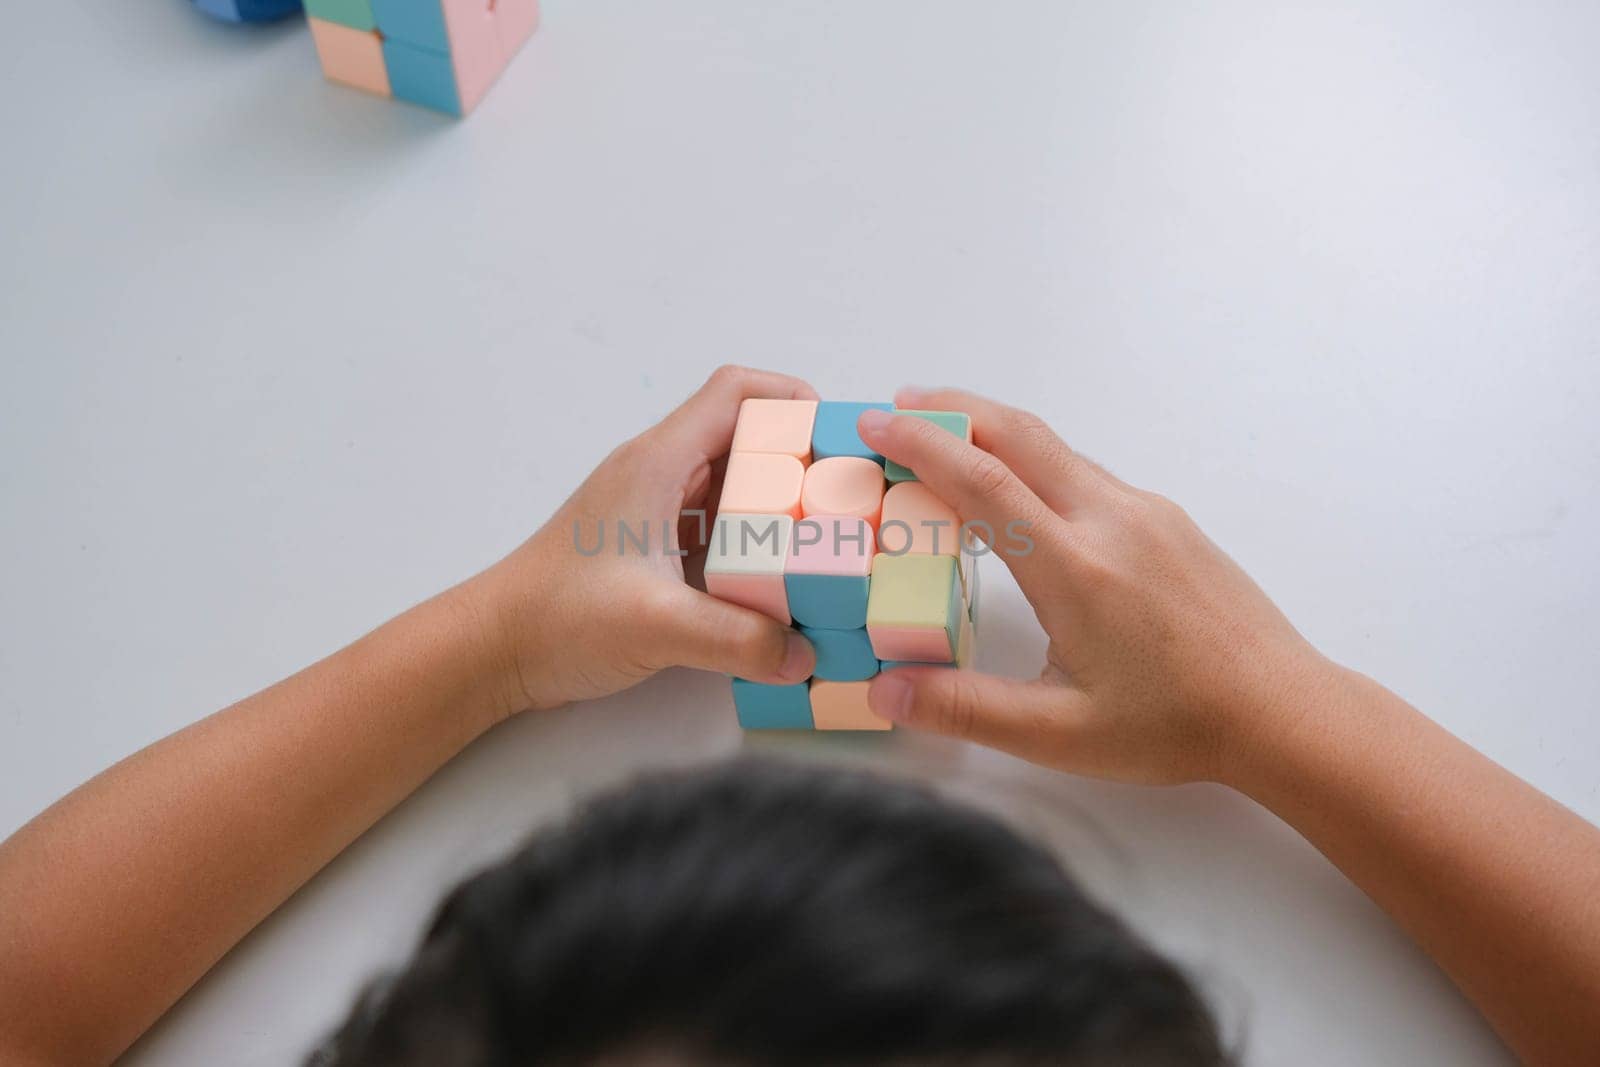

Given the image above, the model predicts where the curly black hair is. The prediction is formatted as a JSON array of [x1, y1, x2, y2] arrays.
[[310, 758, 1228, 1066]]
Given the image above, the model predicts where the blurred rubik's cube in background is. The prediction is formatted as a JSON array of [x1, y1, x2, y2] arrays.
[[190, 0, 539, 117], [304, 0, 539, 115]]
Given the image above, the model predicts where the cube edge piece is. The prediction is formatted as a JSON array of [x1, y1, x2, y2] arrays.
[[865, 554, 959, 662], [732, 678, 814, 730], [720, 452, 806, 519], [810, 679, 892, 731], [308, 16, 392, 97], [880, 480, 961, 557], [786, 512, 873, 630], [812, 400, 894, 463]]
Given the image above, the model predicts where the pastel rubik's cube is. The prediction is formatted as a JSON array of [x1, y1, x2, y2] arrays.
[[304, 0, 539, 116], [706, 401, 980, 731]]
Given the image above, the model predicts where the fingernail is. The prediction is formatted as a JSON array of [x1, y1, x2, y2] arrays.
[[778, 631, 815, 682], [869, 673, 915, 722], [896, 386, 930, 406], [857, 408, 894, 436]]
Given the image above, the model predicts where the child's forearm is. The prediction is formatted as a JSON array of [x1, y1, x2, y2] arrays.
[[0, 366, 824, 1067], [0, 579, 516, 1067], [1233, 664, 1600, 1066]]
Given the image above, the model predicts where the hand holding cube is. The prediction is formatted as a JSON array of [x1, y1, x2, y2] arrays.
[[475, 368, 820, 717], [710, 398, 980, 731]]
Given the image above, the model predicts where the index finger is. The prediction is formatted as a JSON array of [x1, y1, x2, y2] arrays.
[[856, 408, 1063, 586], [894, 386, 1128, 514]]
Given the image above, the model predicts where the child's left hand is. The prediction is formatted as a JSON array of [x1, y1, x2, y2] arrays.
[[470, 365, 819, 717]]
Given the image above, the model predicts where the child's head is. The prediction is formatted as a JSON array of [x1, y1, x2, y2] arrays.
[[311, 758, 1227, 1066]]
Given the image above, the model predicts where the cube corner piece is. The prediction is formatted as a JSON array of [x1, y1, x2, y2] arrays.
[[884, 410, 973, 483], [382, 38, 462, 114], [881, 599, 973, 670], [704, 513, 794, 625], [308, 16, 392, 97], [731, 398, 819, 463]]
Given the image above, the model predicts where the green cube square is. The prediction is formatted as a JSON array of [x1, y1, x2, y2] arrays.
[[865, 554, 961, 662], [304, 0, 376, 30]]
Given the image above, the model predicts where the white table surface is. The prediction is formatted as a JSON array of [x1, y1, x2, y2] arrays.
[[4, 2, 1597, 1063]]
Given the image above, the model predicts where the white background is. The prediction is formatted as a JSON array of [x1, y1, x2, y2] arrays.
[[3, 2, 1598, 1063]]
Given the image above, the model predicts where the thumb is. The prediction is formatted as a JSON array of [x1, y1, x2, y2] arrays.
[[868, 668, 1085, 752], [650, 585, 815, 684]]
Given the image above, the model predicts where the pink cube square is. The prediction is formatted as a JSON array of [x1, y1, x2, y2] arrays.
[[787, 516, 875, 578]]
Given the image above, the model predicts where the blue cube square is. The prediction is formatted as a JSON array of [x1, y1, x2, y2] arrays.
[[731, 679, 813, 729], [786, 573, 870, 630], [383, 39, 461, 115], [194, 0, 243, 20], [371, 0, 449, 50], [803, 626, 880, 682], [812, 401, 894, 463]]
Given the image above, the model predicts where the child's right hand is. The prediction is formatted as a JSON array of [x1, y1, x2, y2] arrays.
[[863, 387, 1600, 1067], [859, 388, 1341, 787]]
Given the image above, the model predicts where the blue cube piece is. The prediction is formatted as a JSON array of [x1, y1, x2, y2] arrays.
[[811, 401, 894, 463], [383, 38, 461, 115], [731, 679, 813, 729], [803, 626, 880, 682], [236, 0, 303, 18], [786, 573, 870, 630], [195, 0, 242, 19], [194, 0, 303, 21], [371, 0, 449, 50]]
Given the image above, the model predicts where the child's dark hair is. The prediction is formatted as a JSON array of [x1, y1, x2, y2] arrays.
[[310, 758, 1229, 1066]]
